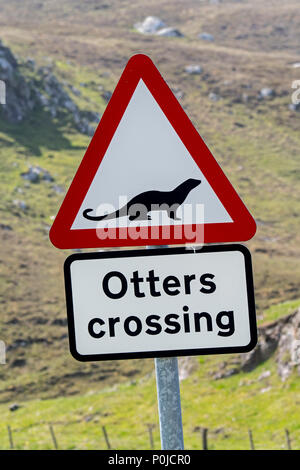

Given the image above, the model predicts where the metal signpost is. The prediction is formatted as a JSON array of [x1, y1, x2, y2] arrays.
[[155, 356, 184, 450], [149, 245, 184, 450], [50, 54, 257, 450]]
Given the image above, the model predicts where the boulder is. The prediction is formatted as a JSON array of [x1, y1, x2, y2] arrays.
[[156, 27, 183, 38], [184, 65, 202, 75], [13, 200, 27, 211], [134, 16, 165, 34], [259, 88, 275, 99], [69, 85, 81, 96], [260, 386, 272, 394], [134, 16, 183, 38], [63, 99, 78, 113], [101, 90, 112, 102], [289, 103, 300, 111], [26, 58, 36, 70], [199, 32, 214, 41], [52, 185, 65, 194], [0, 223, 12, 231], [21, 166, 54, 184], [9, 403, 20, 412], [209, 92, 220, 101], [21, 167, 40, 183], [73, 114, 95, 136], [11, 358, 26, 368], [258, 370, 271, 381]]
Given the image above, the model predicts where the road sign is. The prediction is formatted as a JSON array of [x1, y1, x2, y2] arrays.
[[49, 54, 256, 249], [64, 244, 257, 361]]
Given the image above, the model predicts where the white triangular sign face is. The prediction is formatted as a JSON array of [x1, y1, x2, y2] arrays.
[[50, 54, 256, 249], [71, 80, 231, 230]]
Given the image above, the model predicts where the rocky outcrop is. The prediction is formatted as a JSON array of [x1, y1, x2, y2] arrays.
[[35, 67, 100, 136], [0, 40, 36, 123], [0, 40, 100, 135], [21, 166, 54, 184], [215, 308, 300, 381], [276, 310, 300, 380], [240, 308, 300, 380]]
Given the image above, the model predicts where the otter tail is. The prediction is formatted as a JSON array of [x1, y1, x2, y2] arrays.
[[82, 208, 121, 221]]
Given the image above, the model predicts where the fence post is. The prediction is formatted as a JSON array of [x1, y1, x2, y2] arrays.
[[202, 428, 208, 450], [49, 424, 58, 449], [146, 424, 155, 449], [248, 429, 255, 450], [7, 425, 14, 449], [102, 425, 111, 449], [285, 429, 292, 450]]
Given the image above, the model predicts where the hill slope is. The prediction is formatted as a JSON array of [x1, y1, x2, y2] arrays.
[[0, 0, 299, 407], [1, 310, 300, 450]]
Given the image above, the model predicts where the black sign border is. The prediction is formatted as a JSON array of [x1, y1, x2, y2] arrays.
[[64, 244, 257, 362]]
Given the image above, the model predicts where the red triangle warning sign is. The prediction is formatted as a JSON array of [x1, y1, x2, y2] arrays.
[[49, 54, 256, 249]]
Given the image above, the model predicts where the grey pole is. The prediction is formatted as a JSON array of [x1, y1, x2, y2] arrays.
[[155, 356, 184, 450], [147, 245, 184, 450]]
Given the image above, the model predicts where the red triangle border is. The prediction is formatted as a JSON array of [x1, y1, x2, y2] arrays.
[[49, 54, 256, 249]]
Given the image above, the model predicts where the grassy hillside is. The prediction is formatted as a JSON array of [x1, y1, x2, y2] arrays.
[[1, 332, 300, 450], [0, 0, 299, 449]]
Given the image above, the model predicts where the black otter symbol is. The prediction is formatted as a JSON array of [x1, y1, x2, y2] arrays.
[[83, 178, 201, 222]]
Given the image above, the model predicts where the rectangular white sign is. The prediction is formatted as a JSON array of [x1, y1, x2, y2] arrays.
[[64, 245, 257, 361]]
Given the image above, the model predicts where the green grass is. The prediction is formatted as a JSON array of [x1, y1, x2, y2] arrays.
[[259, 299, 300, 325], [0, 353, 299, 450]]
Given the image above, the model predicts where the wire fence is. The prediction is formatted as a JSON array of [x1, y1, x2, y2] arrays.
[[1, 420, 299, 450]]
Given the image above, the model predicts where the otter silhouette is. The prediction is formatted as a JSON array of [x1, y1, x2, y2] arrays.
[[83, 178, 201, 222]]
